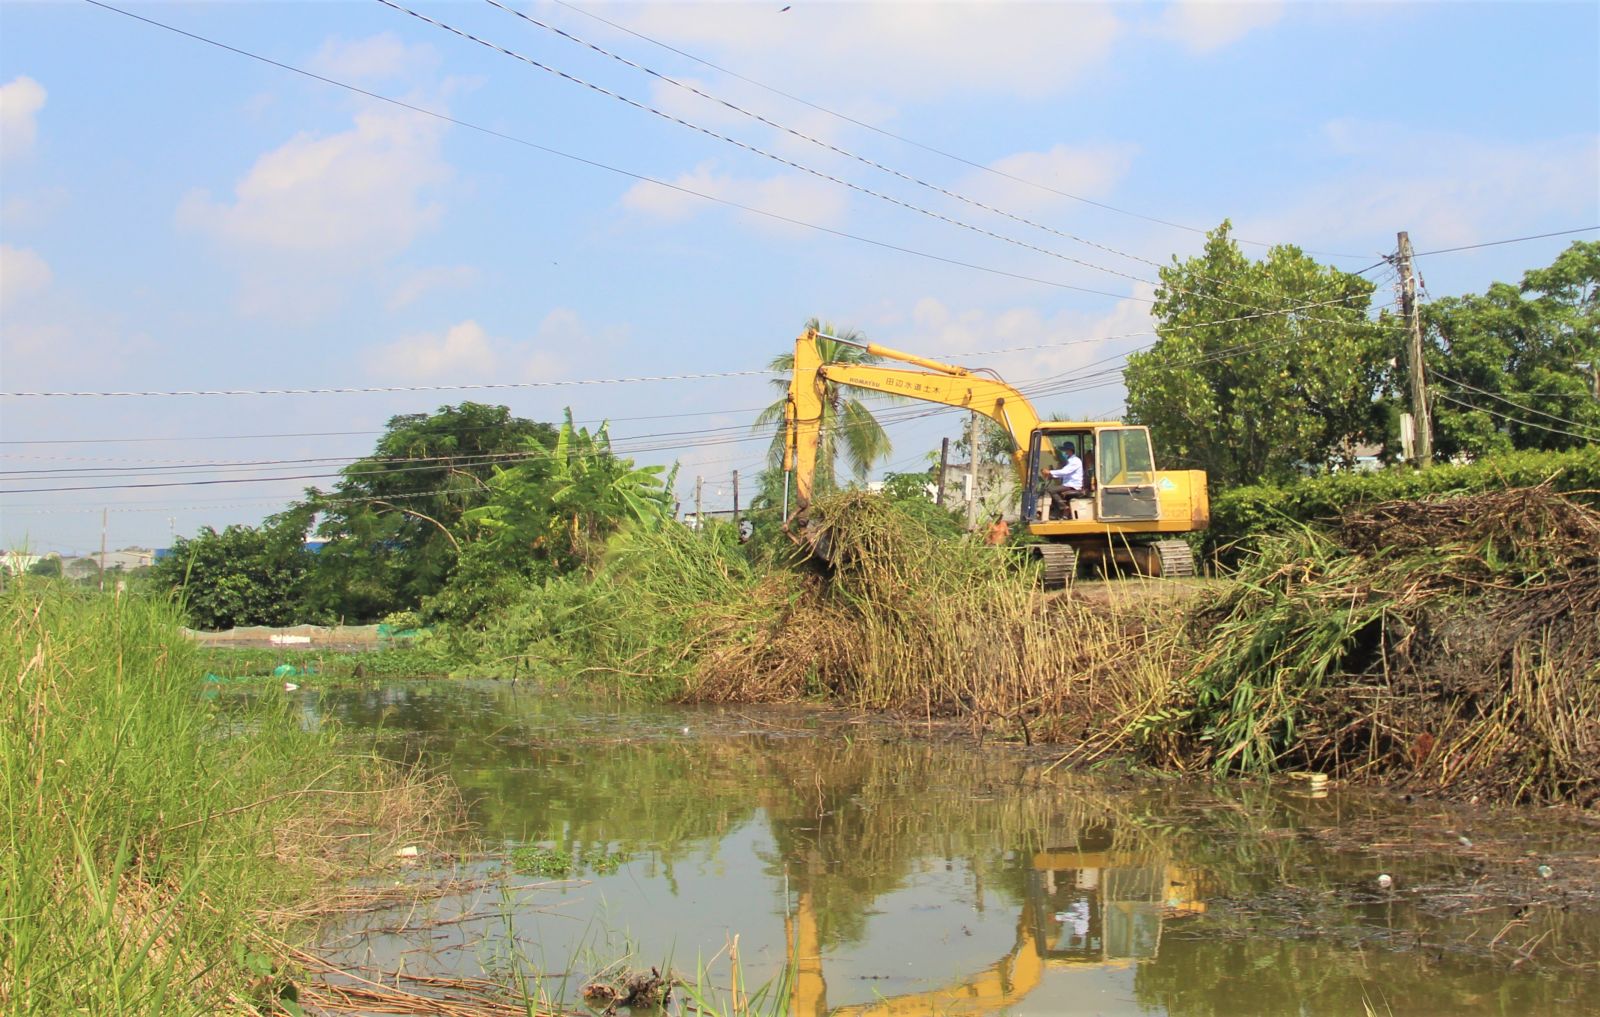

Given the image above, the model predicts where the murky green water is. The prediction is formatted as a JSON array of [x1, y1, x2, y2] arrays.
[[302, 681, 1600, 1015]]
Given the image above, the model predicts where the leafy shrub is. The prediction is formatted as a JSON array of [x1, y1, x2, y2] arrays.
[[1210, 446, 1600, 559]]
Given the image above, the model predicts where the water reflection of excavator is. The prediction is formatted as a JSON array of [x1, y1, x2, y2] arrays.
[[786, 831, 1205, 1016], [782, 327, 1210, 581]]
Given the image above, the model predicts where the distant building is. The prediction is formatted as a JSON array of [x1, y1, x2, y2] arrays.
[[939, 461, 1020, 521], [1, 551, 44, 575], [100, 547, 154, 570]]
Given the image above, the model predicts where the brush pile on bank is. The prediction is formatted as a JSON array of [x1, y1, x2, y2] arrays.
[[690, 493, 1181, 733], [1142, 484, 1600, 805]]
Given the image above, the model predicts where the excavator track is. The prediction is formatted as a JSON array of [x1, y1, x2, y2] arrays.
[[1154, 539, 1197, 578], [1037, 545, 1079, 589]]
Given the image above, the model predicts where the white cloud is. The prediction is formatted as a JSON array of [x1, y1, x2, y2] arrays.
[[618, 4, 1123, 102], [375, 320, 498, 379], [1240, 122, 1600, 256], [2, 184, 69, 229], [1152, 1, 1285, 54], [0, 76, 46, 159], [619, 161, 849, 231], [177, 105, 452, 316], [0, 244, 52, 310], [881, 287, 1159, 417], [388, 265, 481, 310], [959, 142, 1141, 216], [310, 33, 438, 82], [179, 107, 448, 259], [366, 311, 614, 384]]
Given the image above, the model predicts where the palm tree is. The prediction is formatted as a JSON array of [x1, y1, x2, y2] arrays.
[[753, 318, 896, 497]]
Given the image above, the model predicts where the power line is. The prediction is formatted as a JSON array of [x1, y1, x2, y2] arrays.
[[0, 405, 771, 447], [1, 366, 779, 400], [79, 0, 1144, 314], [1434, 392, 1599, 446], [1432, 370, 1600, 437], [3, 288, 1403, 490], [379, 0, 1157, 286], [72, 0, 1404, 426], [487, 0, 1209, 275], [542, 0, 1366, 260], [1413, 227, 1599, 259], [381, 0, 1393, 330]]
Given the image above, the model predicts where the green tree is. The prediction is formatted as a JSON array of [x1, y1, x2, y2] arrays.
[[753, 318, 896, 498], [25, 557, 62, 579], [425, 412, 675, 625], [1125, 223, 1387, 489], [149, 513, 315, 629], [953, 415, 1014, 465], [303, 403, 556, 621], [1423, 240, 1600, 459]]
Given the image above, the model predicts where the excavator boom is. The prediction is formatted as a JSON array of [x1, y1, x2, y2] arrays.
[[785, 329, 1040, 508]]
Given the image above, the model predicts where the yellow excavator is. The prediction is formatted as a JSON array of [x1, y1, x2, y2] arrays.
[[782, 327, 1210, 582], [786, 833, 1206, 1015]]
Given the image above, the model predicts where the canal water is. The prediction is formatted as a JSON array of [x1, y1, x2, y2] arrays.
[[302, 681, 1600, 1015]]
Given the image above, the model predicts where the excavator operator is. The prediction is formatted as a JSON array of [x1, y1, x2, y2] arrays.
[[1043, 443, 1085, 515]]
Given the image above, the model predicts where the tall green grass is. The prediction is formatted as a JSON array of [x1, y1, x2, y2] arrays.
[[1, 581, 433, 1015]]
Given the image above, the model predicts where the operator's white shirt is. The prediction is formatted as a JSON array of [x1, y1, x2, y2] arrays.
[[1048, 455, 1083, 490]]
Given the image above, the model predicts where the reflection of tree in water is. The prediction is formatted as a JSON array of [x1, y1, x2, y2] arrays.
[[314, 684, 765, 872]]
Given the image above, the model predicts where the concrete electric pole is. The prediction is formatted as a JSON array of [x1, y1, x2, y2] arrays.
[[1396, 231, 1433, 467]]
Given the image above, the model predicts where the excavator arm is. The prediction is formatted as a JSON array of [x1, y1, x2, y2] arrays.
[[784, 327, 1041, 510]]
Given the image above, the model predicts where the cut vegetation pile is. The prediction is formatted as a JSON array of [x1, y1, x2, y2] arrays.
[[690, 492, 1183, 738], [1144, 485, 1600, 804]]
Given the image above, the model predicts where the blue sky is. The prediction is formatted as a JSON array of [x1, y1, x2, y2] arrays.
[[2, 0, 1597, 554]]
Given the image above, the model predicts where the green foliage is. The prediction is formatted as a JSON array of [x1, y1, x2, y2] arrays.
[[445, 520, 764, 695], [425, 411, 675, 628], [1211, 445, 1600, 554], [1424, 240, 1600, 458], [878, 470, 965, 538], [25, 556, 61, 578], [0, 583, 426, 1013], [305, 402, 557, 622], [149, 512, 317, 629], [509, 844, 573, 877], [753, 317, 896, 494], [953, 414, 1014, 464], [508, 843, 624, 878], [1125, 222, 1388, 488]]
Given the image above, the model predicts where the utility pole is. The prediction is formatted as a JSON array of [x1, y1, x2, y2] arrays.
[[694, 475, 703, 531], [935, 437, 950, 506], [1397, 231, 1433, 466], [731, 470, 740, 531], [966, 411, 980, 530], [99, 508, 108, 593]]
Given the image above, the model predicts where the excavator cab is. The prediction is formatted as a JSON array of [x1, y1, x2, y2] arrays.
[[1026, 425, 1164, 525]]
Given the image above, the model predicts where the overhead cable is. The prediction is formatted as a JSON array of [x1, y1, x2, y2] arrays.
[[1413, 227, 1599, 258], [381, 0, 1394, 329], [488, 0, 1213, 274], [542, 0, 1366, 259], [1434, 392, 1600, 446], [79, 0, 1142, 309], [1431, 370, 1600, 437]]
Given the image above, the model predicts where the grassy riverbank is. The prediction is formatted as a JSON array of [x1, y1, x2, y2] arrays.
[[1, 583, 447, 1016]]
